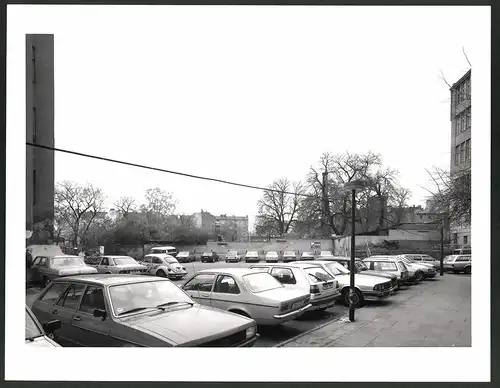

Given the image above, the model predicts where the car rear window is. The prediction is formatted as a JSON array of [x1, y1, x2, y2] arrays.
[[284, 251, 295, 256], [243, 273, 283, 293], [372, 261, 398, 271], [304, 267, 334, 283]]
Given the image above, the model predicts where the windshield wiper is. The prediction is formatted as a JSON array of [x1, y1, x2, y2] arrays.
[[117, 307, 152, 316], [309, 273, 327, 282], [156, 301, 194, 310]]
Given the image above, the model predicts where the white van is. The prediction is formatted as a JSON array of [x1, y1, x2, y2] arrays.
[[149, 246, 178, 257]]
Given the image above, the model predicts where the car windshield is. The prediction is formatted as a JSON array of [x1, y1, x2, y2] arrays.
[[325, 262, 350, 275], [305, 267, 334, 283], [267, 252, 278, 256], [247, 252, 258, 256], [371, 261, 398, 271], [25, 309, 43, 339], [243, 273, 283, 293], [113, 257, 137, 265], [284, 251, 295, 256], [51, 257, 85, 267], [203, 252, 211, 256], [227, 251, 238, 256], [109, 280, 193, 316]]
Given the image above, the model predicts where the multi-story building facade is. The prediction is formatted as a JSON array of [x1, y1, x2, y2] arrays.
[[449, 69, 471, 248], [192, 210, 216, 237], [26, 34, 55, 243], [215, 214, 249, 242]]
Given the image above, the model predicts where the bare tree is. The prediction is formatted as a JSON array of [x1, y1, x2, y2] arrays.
[[140, 187, 177, 217], [256, 178, 304, 236], [54, 181, 106, 247], [113, 196, 137, 218], [424, 167, 470, 226]]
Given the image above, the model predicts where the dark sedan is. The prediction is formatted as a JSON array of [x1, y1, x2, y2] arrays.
[[30, 274, 258, 347], [201, 252, 220, 263]]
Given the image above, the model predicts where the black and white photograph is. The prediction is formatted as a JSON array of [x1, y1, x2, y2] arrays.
[[5, 3, 490, 382]]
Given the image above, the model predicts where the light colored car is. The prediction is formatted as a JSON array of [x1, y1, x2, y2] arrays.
[[320, 251, 334, 258], [399, 255, 437, 279], [142, 254, 188, 280], [177, 251, 195, 263], [367, 255, 424, 283], [300, 260, 396, 308], [249, 263, 340, 311], [402, 254, 441, 270], [31, 275, 259, 347], [443, 255, 471, 274], [182, 268, 312, 326], [244, 251, 260, 263], [149, 246, 178, 257], [225, 251, 241, 263], [25, 305, 61, 347], [28, 255, 98, 287], [299, 252, 315, 261], [363, 256, 409, 286], [88, 256, 148, 275], [282, 251, 297, 262], [265, 251, 279, 263], [321, 257, 398, 284]]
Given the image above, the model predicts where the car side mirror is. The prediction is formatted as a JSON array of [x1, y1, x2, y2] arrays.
[[43, 319, 62, 334], [93, 308, 107, 320]]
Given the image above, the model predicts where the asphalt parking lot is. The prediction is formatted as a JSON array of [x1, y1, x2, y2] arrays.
[[25, 261, 469, 347]]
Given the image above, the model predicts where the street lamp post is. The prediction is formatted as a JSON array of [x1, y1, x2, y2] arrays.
[[343, 179, 366, 323]]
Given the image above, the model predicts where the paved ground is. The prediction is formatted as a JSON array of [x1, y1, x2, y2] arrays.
[[278, 273, 471, 347]]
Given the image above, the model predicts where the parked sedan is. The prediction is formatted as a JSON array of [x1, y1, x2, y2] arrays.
[[182, 268, 312, 326], [244, 251, 260, 263], [399, 256, 437, 279], [282, 251, 298, 263], [443, 255, 471, 274], [28, 255, 98, 287], [25, 305, 61, 347], [265, 251, 279, 263], [31, 275, 259, 347], [363, 256, 409, 286], [177, 251, 195, 263], [201, 252, 220, 263], [402, 254, 441, 270], [142, 254, 188, 279], [225, 251, 241, 263], [249, 263, 340, 312], [299, 252, 315, 261], [321, 257, 398, 284], [301, 260, 396, 308], [88, 256, 147, 275]]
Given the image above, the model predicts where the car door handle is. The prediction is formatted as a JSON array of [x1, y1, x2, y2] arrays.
[[74, 316, 81, 321], [201, 294, 210, 297], [51, 309, 58, 315]]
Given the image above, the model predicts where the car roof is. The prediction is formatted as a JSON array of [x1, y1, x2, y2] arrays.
[[364, 256, 401, 261], [144, 253, 176, 258], [50, 255, 81, 259], [266, 251, 278, 254], [151, 246, 176, 250], [198, 268, 257, 276], [251, 262, 321, 269], [101, 255, 133, 259], [52, 274, 162, 286]]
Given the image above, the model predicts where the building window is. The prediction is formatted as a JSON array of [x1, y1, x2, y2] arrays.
[[455, 116, 461, 136], [466, 78, 471, 100], [465, 139, 471, 161], [463, 235, 468, 245], [455, 145, 460, 166], [460, 142, 465, 163], [466, 107, 471, 130], [33, 170, 37, 205], [31, 44, 36, 84], [461, 112, 466, 133]]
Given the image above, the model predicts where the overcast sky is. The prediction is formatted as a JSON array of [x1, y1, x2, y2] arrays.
[[10, 5, 484, 230]]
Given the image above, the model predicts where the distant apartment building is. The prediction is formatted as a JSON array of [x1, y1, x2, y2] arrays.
[[215, 214, 249, 242], [26, 34, 55, 242], [192, 210, 216, 236], [449, 69, 471, 248]]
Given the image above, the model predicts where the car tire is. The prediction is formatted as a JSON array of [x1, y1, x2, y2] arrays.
[[415, 271, 424, 282], [156, 270, 167, 278], [342, 288, 364, 308], [464, 266, 471, 274], [43, 276, 50, 288]]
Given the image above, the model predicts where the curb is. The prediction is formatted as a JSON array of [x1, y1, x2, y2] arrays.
[[274, 313, 349, 348]]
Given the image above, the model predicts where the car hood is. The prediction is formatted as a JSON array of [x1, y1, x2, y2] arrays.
[[258, 287, 309, 305], [121, 304, 253, 346], [333, 273, 389, 287], [57, 266, 98, 275], [359, 270, 397, 279], [25, 335, 60, 348]]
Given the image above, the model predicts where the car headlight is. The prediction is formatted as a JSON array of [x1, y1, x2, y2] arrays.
[[246, 325, 256, 339]]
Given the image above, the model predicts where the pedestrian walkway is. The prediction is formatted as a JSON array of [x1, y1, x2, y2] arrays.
[[278, 274, 471, 347]]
